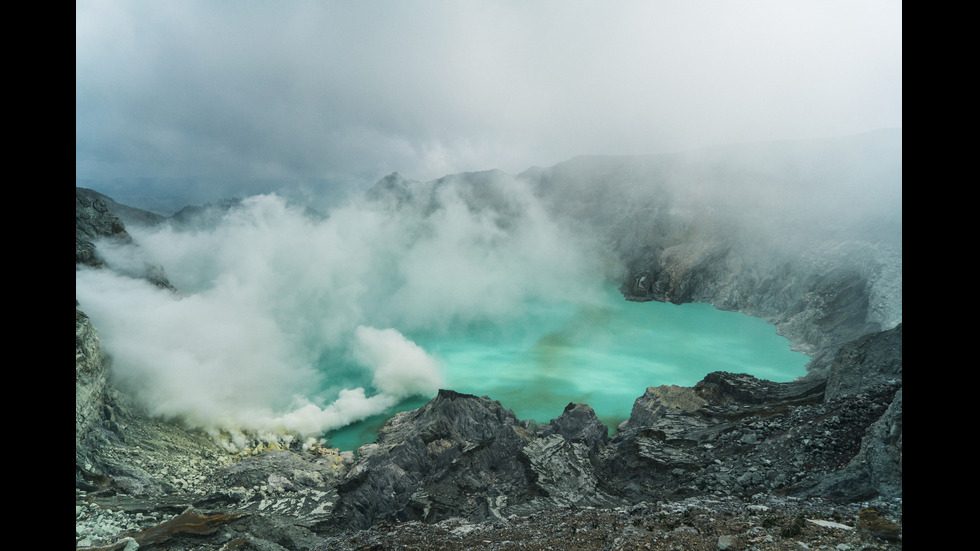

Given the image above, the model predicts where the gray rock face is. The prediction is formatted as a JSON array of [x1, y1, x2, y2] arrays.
[[329, 391, 631, 532], [603, 373, 900, 504], [333, 389, 540, 529], [77, 187, 167, 228], [537, 402, 610, 448], [75, 187, 175, 289], [862, 388, 902, 498], [197, 448, 353, 526], [75, 305, 110, 453], [76, 188, 131, 267], [618, 384, 706, 432], [694, 371, 826, 406], [825, 323, 902, 402], [523, 131, 902, 363]]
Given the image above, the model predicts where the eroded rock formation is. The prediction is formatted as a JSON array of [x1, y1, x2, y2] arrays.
[[324, 323, 900, 533]]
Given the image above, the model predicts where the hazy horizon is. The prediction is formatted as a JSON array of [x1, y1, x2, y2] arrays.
[[77, 1, 901, 211]]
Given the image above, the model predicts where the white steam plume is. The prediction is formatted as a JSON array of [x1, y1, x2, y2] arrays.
[[75, 174, 606, 446], [353, 326, 444, 399]]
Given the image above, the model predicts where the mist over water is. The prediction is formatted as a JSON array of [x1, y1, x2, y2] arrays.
[[76, 175, 612, 448], [75, 169, 816, 451]]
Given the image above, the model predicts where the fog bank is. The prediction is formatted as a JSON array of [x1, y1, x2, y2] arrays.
[[75, 174, 609, 446]]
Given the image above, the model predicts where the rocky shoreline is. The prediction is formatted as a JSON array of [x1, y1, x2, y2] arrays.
[[76, 322, 901, 549]]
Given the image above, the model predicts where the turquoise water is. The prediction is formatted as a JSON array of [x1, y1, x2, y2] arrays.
[[325, 287, 809, 450]]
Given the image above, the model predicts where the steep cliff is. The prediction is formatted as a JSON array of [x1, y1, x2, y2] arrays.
[[75, 306, 111, 464], [76, 188, 131, 268]]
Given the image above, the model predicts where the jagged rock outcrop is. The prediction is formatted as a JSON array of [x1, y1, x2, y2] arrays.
[[515, 402, 621, 513], [193, 447, 355, 531], [323, 324, 901, 534], [76, 188, 131, 267], [803, 323, 903, 500], [327, 392, 633, 533], [75, 304, 111, 455], [333, 389, 541, 529], [537, 402, 610, 448], [78, 187, 168, 226], [617, 384, 707, 431], [693, 371, 826, 406], [861, 388, 902, 498], [76, 188, 213, 499], [825, 323, 903, 402], [75, 187, 175, 289]]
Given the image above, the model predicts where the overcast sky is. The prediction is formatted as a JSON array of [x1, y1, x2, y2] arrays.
[[76, 0, 902, 205]]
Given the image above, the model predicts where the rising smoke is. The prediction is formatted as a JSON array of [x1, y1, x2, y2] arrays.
[[75, 172, 610, 448]]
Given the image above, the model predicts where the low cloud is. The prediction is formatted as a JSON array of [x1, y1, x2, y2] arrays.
[[76, 1, 902, 202], [75, 175, 607, 446]]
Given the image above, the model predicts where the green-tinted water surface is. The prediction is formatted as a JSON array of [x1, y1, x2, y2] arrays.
[[325, 287, 808, 450]]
